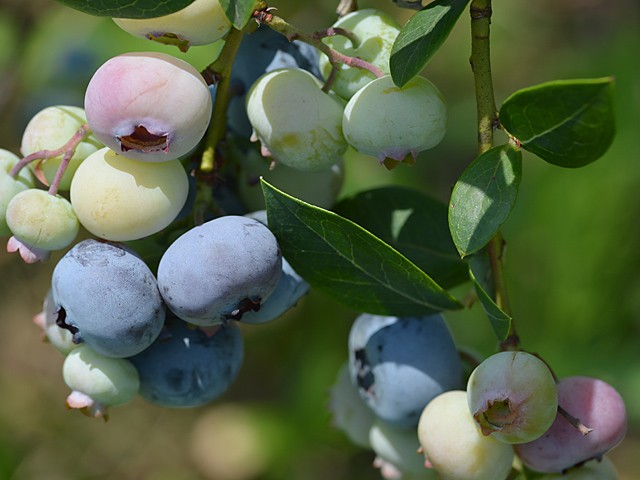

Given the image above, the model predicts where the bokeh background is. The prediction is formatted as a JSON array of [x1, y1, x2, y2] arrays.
[[0, 0, 639, 478]]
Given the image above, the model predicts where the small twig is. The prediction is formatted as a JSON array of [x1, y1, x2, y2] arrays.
[[262, 14, 385, 79], [558, 405, 593, 436], [9, 124, 90, 182], [310, 27, 360, 48], [199, 27, 246, 172]]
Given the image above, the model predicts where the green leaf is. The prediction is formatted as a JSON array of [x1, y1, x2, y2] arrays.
[[262, 180, 462, 316], [499, 77, 615, 168], [468, 252, 511, 340], [218, 0, 258, 29], [56, 0, 196, 18], [333, 186, 468, 290], [449, 144, 522, 257], [390, 0, 470, 87]]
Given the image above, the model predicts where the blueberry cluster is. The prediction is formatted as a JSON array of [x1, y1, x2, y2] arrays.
[[0, 2, 628, 479], [330, 327, 628, 479]]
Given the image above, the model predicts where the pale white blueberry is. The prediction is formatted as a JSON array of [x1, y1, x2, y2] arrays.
[[343, 75, 446, 166], [63, 345, 140, 420], [6, 189, 79, 262], [84, 52, 212, 162], [0, 148, 34, 236], [246, 68, 348, 172], [70, 147, 189, 241], [113, 0, 230, 52], [417, 390, 514, 480]]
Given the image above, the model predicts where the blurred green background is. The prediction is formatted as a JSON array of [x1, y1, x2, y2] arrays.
[[0, 0, 639, 478]]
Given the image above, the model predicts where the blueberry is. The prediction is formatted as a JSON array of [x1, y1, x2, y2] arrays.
[[224, 26, 321, 139], [157, 215, 282, 326], [348, 314, 462, 428], [51, 239, 165, 358], [129, 316, 244, 408]]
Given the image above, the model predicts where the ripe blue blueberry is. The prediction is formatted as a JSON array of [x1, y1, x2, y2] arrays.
[[129, 316, 244, 408], [348, 313, 462, 428], [157, 215, 282, 326], [51, 239, 165, 358]]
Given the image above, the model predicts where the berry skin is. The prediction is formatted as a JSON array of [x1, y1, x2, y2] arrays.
[[63, 345, 140, 420], [113, 0, 231, 52], [70, 147, 189, 241], [515, 376, 627, 473], [0, 149, 35, 236], [319, 9, 401, 100], [6, 188, 79, 251], [20, 105, 102, 190], [348, 314, 462, 428], [52, 239, 166, 358], [343, 75, 446, 166], [417, 390, 515, 480], [84, 52, 212, 162], [157, 215, 282, 326], [467, 351, 558, 444], [246, 68, 348, 172], [129, 317, 244, 408]]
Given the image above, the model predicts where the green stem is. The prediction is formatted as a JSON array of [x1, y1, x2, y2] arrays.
[[199, 27, 245, 172], [470, 0, 497, 155], [470, 0, 519, 348]]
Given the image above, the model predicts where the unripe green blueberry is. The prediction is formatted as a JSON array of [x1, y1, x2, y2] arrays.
[[6, 188, 79, 250], [246, 68, 348, 172], [467, 351, 558, 444], [84, 52, 212, 162], [369, 419, 438, 478], [113, 0, 230, 52], [0, 149, 34, 236], [70, 147, 189, 241], [343, 75, 446, 166], [417, 390, 514, 480], [328, 362, 376, 448], [238, 148, 344, 211], [20, 106, 102, 191], [319, 9, 401, 99], [63, 345, 140, 419]]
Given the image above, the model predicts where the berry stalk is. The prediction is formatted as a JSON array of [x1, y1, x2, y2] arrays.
[[469, 0, 519, 348], [262, 14, 385, 79], [200, 26, 246, 172]]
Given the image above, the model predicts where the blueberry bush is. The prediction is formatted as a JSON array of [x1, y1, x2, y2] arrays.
[[0, 0, 638, 478]]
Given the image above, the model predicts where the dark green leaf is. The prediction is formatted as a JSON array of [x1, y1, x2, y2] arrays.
[[390, 0, 470, 87], [468, 252, 511, 340], [262, 180, 462, 316], [218, 0, 258, 29], [449, 144, 522, 257], [499, 77, 615, 168], [56, 0, 196, 18], [334, 186, 468, 289]]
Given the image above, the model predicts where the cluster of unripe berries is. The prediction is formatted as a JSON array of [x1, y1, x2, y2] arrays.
[[329, 315, 627, 479]]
